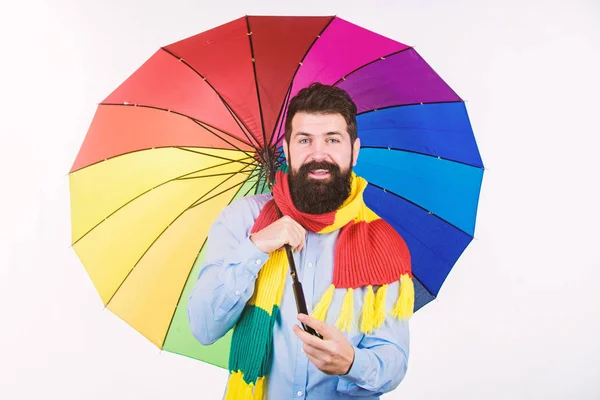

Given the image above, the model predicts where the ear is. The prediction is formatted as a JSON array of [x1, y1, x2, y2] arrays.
[[352, 137, 360, 167], [282, 139, 289, 162]]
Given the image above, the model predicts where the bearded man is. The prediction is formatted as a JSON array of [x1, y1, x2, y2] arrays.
[[188, 82, 413, 400]]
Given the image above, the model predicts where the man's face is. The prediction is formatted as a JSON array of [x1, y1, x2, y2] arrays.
[[283, 112, 360, 214]]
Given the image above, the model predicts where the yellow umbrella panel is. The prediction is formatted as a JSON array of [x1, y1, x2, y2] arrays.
[[69, 104, 271, 368]]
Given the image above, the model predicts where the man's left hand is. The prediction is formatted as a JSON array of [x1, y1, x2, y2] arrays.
[[293, 313, 355, 376]]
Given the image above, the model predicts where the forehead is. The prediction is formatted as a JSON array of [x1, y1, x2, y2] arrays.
[[290, 112, 349, 138]]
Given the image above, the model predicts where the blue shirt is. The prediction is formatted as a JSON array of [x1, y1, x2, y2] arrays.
[[187, 193, 410, 399]]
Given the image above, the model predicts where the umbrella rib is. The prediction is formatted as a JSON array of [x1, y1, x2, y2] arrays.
[[244, 174, 264, 198], [331, 47, 413, 86], [71, 155, 256, 246], [190, 166, 263, 209], [175, 147, 257, 166], [268, 16, 336, 149], [103, 163, 255, 309], [160, 167, 265, 348], [252, 164, 264, 195], [274, 148, 285, 160], [367, 182, 474, 239], [219, 98, 263, 152], [99, 102, 256, 151], [159, 47, 262, 151], [269, 83, 293, 150], [191, 119, 256, 160], [188, 164, 259, 208], [357, 100, 464, 116], [253, 165, 268, 195], [177, 170, 254, 180], [270, 149, 286, 172], [71, 142, 255, 176], [360, 146, 484, 169], [245, 16, 268, 156]]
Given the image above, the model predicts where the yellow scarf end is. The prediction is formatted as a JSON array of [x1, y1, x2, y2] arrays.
[[252, 377, 265, 400], [224, 371, 243, 400], [335, 288, 354, 333], [391, 274, 414, 319], [359, 284, 389, 334], [360, 285, 376, 334], [225, 371, 265, 400], [373, 284, 388, 327], [311, 276, 413, 336], [311, 284, 335, 322]]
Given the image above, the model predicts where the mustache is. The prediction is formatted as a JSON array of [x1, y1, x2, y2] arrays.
[[298, 161, 340, 174]]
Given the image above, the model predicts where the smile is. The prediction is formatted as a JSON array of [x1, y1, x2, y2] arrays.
[[308, 169, 331, 179]]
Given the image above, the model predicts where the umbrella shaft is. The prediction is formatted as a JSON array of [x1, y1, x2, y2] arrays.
[[276, 203, 322, 339]]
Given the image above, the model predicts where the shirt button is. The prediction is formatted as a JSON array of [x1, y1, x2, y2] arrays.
[[255, 259, 262, 265], [235, 290, 240, 296], [307, 262, 313, 268], [297, 391, 303, 397]]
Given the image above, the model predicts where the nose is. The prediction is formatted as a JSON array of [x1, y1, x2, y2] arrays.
[[309, 140, 327, 160]]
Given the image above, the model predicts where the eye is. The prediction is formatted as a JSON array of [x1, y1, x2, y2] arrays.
[[299, 138, 310, 144], [327, 138, 340, 143]]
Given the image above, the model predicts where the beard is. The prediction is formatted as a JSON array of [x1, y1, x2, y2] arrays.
[[288, 159, 353, 214]]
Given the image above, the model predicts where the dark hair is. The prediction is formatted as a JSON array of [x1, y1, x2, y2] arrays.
[[284, 82, 358, 143]]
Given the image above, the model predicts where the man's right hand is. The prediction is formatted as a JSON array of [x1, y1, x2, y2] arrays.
[[250, 216, 307, 254]]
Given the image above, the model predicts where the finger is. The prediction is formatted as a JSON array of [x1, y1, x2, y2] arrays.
[[290, 219, 306, 240], [283, 216, 301, 233], [289, 222, 303, 240], [283, 228, 302, 251], [286, 234, 300, 252], [298, 314, 334, 339], [290, 229, 301, 248], [291, 230, 305, 252], [302, 342, 324, 359], [297, 234, 306, 252], [293, 324, 329, 351]]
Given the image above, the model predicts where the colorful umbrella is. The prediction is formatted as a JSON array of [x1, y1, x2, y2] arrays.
[[69, 15, 484, 369]]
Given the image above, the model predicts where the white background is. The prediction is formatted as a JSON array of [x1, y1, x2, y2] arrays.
[[1, 0, 599, 399]]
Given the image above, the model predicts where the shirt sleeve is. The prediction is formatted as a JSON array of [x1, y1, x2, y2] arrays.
[[336, 282, 410, 396], [187, 198, 271, 346]]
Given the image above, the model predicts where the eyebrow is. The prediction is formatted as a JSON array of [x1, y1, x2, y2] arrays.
[[294, 131, 343, 137]]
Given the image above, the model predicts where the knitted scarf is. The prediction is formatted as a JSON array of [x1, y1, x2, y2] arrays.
[[224, 170, 413, 399]]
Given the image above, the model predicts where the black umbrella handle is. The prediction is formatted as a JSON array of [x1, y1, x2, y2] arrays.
[[276, 205, 323, 340]]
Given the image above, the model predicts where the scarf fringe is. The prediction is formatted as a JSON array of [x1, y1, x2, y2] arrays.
[[391, 274, 414, 319], [225, 371, 265, 400], [360, 285, 376, 334], [311, 278, 414, 336], [224, 371, 243, 400], [253, 377, 266, 399], [311, 284, 335, 322], [374, 284, 388, 328], [335, 288, 354, 333]]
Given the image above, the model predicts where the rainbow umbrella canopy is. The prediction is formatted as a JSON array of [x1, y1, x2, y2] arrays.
[[69, 15, 484, 368]]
